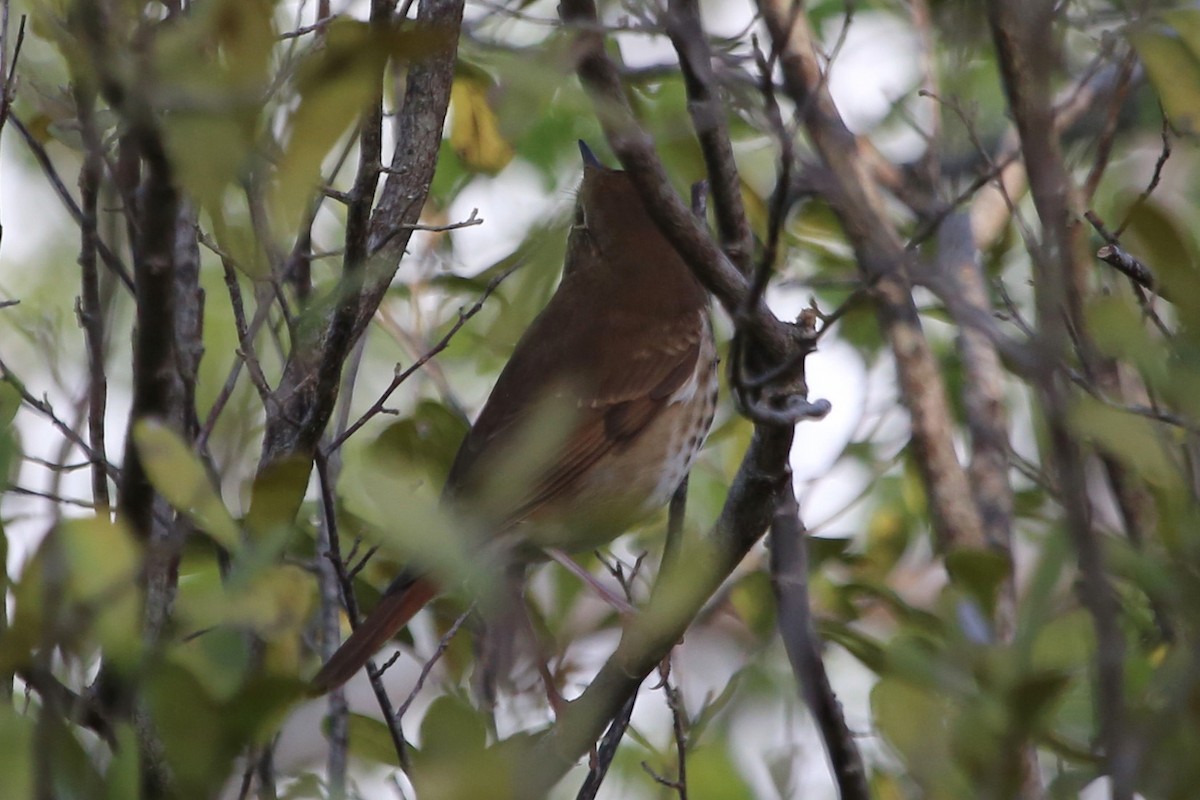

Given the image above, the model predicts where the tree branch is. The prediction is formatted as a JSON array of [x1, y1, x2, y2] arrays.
[[508, 422, 797, 797], [559, 0, 800, 368], [987, 2, 1133, 796], [665, 0, 753, 277], [769, 481, 869, 800], [257, 0, 465, 511], [71, 82, 111, 514], [756, 0, 985, 552]]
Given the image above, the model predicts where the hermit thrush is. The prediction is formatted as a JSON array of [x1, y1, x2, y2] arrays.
[[312, 144, 718, 692]]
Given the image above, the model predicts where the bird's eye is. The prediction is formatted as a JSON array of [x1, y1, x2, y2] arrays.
[[572, 201, 587, 231]]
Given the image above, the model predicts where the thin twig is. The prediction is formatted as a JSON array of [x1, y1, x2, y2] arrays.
[[315, 451, 414, 771], [10, 114, 134, 291], [369, 208, 483, 252], [324, 260, 521, 453], [0, 12, 25, 140], [72, 82, 112, 514], [574, 692, 637, 800], [659, 671, 689, 800], [5, 484, 96, 509], [395, 610, 471, 719], [1082, 50, 1136, 204], [665, 0, 753, 276], [0, 358, 119, 478], [1114, 113, 1171, 237]]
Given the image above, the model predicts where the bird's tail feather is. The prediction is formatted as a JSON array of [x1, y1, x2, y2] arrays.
[[310, 573, 439, 694]]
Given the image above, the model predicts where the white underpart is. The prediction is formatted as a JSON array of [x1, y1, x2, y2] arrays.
[[646, 312, 718, 512]]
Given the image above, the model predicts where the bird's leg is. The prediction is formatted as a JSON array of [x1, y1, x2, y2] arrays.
[[547, 548, 636, 615]]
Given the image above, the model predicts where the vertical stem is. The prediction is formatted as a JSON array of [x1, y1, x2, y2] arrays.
[[770, 482, 870, 800], [73, 84, 111, 515], [986, 2, 1132, 796]]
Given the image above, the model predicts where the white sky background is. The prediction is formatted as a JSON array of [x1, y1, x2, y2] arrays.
[[0, 2, 936, 798]]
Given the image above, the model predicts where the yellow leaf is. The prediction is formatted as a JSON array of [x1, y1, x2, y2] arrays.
[[450, 77, 514, 175]]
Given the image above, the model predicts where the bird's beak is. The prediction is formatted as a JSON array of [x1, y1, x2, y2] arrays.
[[578, 140, 604, 169]]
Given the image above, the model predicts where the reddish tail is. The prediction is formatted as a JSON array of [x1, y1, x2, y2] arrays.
[[310, 574, 440, 694]]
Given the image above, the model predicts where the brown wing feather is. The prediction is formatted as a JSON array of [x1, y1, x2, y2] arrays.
[[445, 293, 704, 528]]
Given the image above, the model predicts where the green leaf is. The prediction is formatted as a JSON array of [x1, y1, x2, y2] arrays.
[[688, 670, 744, 743], [1008, 669, 1072, 730], [820, 621, 887, 672], [0, 380, 19, 424], [244, 455, 310, 538], [163, 113, 257, 209], [133, 419, 240, 550], [1163, 10, 1200, 62], [0, 705, 34, 800], [175, 563, 313, 639], [60, 516, 140, 603], [0, 381, 21, 483], [808, 535, 854, 568], [945, 547, 1011, 618], [60, 516, 143, 662], [411, 695, 514, 800], [686, 744, 755, 800], [104, 725, 141, 800], [146, 663, 233, 799], [344, 712, 402, 767], [170, 626, 252, 702], [153, 0, 277, 207], [40, 713, 104, 799], [273, 18, 455, 234], [370, 400, 470, 487], [728, 570, 776, 639], [418, 694, 488, 759], [1131, 28, 1200, 134], [1069, 397, 1180, 489], [872, 677, 971, 796], [1030, 610, 1096, 673], [1084, 294, 1158, 366], [1118, 200, 1200, 319]]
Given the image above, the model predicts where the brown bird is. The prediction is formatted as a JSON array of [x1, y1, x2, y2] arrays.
[[311, 143, 718, 693]]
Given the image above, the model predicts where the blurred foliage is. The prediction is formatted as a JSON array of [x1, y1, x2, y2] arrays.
[[0, 0, 1199, 798]]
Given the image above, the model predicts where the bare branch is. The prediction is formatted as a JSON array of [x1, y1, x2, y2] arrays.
[[325, 259, 520, 453], [10, 114, 134, 291], [314, 451, 414, 771], [506, 421, 797, 796], [756, 0, 985, 551], [559, 0, 800, 367], [0, 357, 119, 479], [1114, 114, 1171, 238], [574, 693, 636, 800], [665, 0, 753, 276], [394, 610, 471, 720], [987, 3, 1133, 795], [72, 82, 111, 514], [259, 0, 465, 500], [769, 481, 869, 800]]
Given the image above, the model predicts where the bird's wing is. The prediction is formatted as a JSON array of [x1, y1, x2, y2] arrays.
[[444, 305, 706, 528]]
